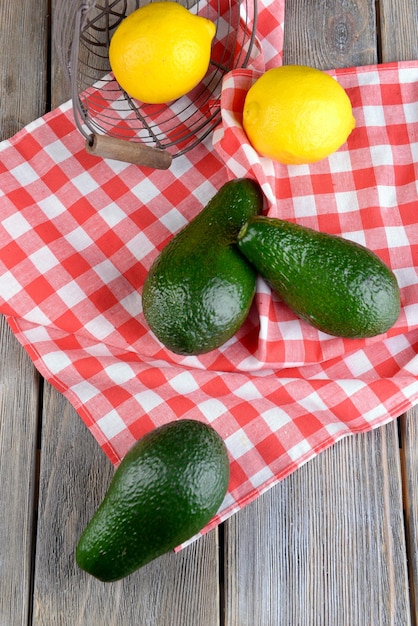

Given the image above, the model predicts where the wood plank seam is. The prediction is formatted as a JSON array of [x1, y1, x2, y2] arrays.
[[27, 377, 44, 626], [374, 0, 383, 62], [399, 415, 418, 626], [219, 522, 226, 626]]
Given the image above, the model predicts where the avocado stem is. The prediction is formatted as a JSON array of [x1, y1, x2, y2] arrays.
[[237, 222, 249, 241]]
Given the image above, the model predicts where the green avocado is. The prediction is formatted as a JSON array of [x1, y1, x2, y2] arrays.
[[237, 216, 401, 338], [142, 178, 263, 355], [76, 419, 230, 582]]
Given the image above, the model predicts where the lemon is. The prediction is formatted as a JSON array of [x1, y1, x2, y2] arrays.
[[242, 65, 356, 165], [108, 2, 216, 104]]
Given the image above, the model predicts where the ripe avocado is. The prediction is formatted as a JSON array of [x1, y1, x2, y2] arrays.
[[237, 216, 400, 338], [76, 419, 230, 582], [142, 178, 263, 355]]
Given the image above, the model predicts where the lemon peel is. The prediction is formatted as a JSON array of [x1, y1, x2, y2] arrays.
[[242, 65, 356, 165], [109, 2, 216, 104]]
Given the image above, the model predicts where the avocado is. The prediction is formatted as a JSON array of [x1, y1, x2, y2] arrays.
[[237, 216, 400, 338], [142, 178, 263, 355], [76, 419, 230, 582]]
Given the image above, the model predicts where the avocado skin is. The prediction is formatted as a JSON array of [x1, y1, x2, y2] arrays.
[[142, 178, 263, 355], [76, 419, 230, 582], [237, 216, 401, 338]]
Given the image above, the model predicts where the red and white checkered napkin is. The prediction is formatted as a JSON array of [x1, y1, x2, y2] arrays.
[[0, 0, 284, 543], [1, 1, 418, 543]]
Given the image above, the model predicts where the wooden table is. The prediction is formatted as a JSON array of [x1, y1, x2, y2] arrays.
[[1, 1, 418, 624]]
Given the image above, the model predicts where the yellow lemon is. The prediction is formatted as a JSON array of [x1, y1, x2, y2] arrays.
[[242, 65, 356, 165], [108, 2, 216, 104]]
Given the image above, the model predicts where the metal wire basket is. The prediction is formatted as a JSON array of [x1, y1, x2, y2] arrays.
[[54, 0, 258, 168]]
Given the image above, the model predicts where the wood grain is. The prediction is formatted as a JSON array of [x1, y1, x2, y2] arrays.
[[282, 0, 377, 68], [29, 4, 222, 623], [379, 2, 418, 623], [224, 1, 415, 624], [0, 2, 48, 624], [224, 424, 411, 626], [0, 2, 49, 137], [0, 320, 40, 626], [378, 0, 418, 62]]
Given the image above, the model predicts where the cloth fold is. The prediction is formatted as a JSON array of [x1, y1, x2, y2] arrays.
[[1, 0, 418, 544]]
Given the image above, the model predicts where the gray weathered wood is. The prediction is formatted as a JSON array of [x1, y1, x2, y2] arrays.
[[30, 4, 221, 623], [379, 0, 418, 63], [379, 1, 418, 622], [224, 424, 411, 626], [0, 319, 40, 626], [223, 1, 414, 624], [0, 2, 48, 138], [0, 2, 48, 624], [281, 0, 377, 69]]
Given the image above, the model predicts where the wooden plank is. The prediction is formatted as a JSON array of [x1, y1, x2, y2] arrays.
[[224, 425, 411, 626], [0, 2, 48, 624], [31, 2, 221, 624], [0, 2, 48, 137], [0, 319, 40, 626], [223, 0, 412, 623], [378, 0, 418, 63], [33, 384, 221, 625], [281, 0, 377, 69], [379, 1, 418, 623]]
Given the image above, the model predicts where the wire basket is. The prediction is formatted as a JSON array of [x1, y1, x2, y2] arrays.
[[54, 0, 258, 168]]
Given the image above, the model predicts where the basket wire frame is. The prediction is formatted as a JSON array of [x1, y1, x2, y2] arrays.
[[54, 0, 258, 158]]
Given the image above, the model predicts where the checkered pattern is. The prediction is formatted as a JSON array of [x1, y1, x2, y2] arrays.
[[1, 0, 418, 545]]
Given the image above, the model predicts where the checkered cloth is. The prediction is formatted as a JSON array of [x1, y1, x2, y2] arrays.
[[1, 0, 418, 545]]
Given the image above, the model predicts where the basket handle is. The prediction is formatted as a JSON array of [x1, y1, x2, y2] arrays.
[[85, 134, 173, 170]]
